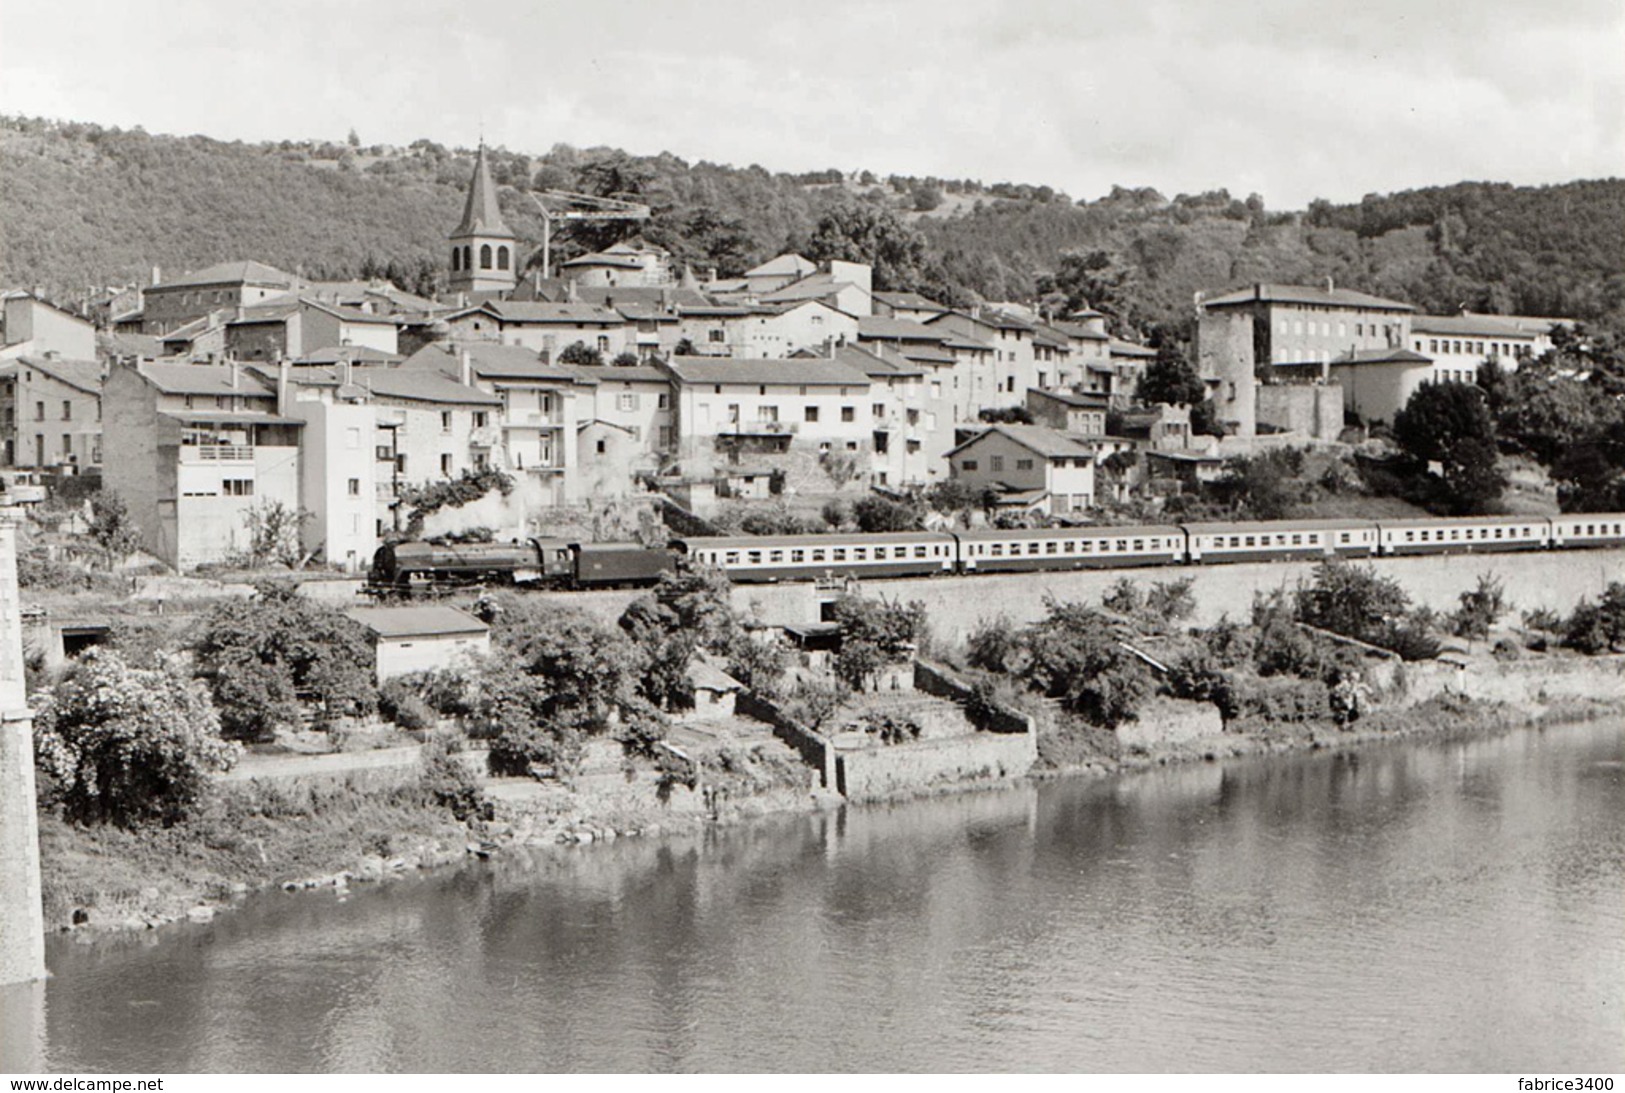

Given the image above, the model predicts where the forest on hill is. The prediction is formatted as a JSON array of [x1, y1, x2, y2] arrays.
[[3, 115, 1621, 339]]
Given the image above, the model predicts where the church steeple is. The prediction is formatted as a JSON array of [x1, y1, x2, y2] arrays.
[[448, 144, 517, 295]]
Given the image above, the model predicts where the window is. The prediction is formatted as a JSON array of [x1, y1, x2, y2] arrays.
[[441, 411, 452, 433], [617, 393, 638, 412], [480, 244, 493, 269], [596, 439, 606, 454], [1016, 458, 1033, 470], [708, 329, 726, 343], [805, 405, 819, 423], [347, 478, 360, 497], [873, 403, 886, 418], [758, 405, 779, 423], [597, 336, 610, 354], [961, 460, 978, 471], [451, 248, 462, 272], [841, 406, 855, 422], [990, 455, 1004, 472], [34, 401, 43, 421], [223, 479, 254, 496], [61, 401, 71, 421], [657, 393, 669, 410], [497, 246, 510, 271], [440, 453, 453, 476]]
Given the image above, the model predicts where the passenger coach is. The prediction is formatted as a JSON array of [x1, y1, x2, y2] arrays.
[[1183, 519, 1376, 564], [954, 525, 1186, 572], [673, 532, 957, 583], [1549, 513, 1625, 549], [1374, 515, 1549, 555]]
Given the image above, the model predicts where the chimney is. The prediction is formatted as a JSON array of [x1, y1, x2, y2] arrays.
[[458, 347, 472, 386], [277, 357, 290, 415], [150, 266, 162, 287], [339, 357, 353, 388], [229, 360, 240, 389], [1325, 276, 1335, 293]]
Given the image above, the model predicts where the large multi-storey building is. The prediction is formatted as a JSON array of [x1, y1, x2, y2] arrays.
[[140, 261, 302, 336]]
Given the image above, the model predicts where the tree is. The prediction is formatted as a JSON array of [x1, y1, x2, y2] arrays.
[[611, 350, 641, 367], [192, 583, 377, 740], [1137, 342, 1207, 407], [1451, 574, 1508, 641], [1019, 600, 1150, 727], [804, 200, 930, 291], [86, 490, 142, 565], [851, 495, 921, 533], [240, 500, 311, 567], [558, 341, 604, 367], [33, 650, 239, 827], [1035, 249, 1137, 330], [978, 406, 1034, 424], [831, 594, 927, 690], [1393, 383, 1505, 513]]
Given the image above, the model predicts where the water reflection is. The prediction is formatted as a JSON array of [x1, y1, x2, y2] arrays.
[[26, 721, 1625, 1072]]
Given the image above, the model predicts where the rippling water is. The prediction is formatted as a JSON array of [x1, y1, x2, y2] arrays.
[[10, 720, 1623, 1072]]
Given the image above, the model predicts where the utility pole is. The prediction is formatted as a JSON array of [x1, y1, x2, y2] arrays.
[[0, 496, 45, 987]]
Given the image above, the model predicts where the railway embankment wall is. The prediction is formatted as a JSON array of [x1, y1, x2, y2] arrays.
[[510, 547, 1625, 645]]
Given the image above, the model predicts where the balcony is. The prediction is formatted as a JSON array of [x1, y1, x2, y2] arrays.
[[180, 444, 253, 463], [503, 411, 564, 429], [720, 420, 796, 437], [469, 425, 500, 448]]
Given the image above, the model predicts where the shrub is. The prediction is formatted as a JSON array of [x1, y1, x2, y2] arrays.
[[851, 495, 920, 533], [419, 736, 488, 822], [33, 650, 240, 827], [1451, 574, 1507, 640], [487, 721, 585, 781], [1227, 674, 1330, 723], [379, 678, 436, 731]]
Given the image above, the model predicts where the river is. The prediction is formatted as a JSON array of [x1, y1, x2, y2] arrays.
[[12, 719, 1624, 1072]]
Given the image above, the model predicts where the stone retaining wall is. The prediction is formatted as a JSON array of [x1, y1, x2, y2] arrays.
[[834, 731, 1038, 802], [736, 691, 837, 789]]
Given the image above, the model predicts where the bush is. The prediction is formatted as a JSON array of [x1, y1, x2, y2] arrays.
[[851, 495, 921, 533], [419, 736, 488, 822], [1451, 574, 1507, 640], [33, 650, 240, 827], [379, 678, 436, 730], [857, 711, 922, 745], [1227, 674, 1330, 723], [487, 721, 585, 781]]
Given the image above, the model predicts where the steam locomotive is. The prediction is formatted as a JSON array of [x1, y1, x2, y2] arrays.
[[369, 512, 1625, 594]]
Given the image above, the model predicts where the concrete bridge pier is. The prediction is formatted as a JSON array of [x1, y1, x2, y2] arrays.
[[0, 511, 45, 987]]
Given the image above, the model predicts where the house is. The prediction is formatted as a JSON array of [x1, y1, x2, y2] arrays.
[[224, 296, 401, 362], [1025, 387, 1108, 435], [102, 361, 302, 570], [928, 308, 1037, 406], [756, 261, 874, 318], [565, 359, 675, 460], [678, 656, 744, 722], [559, 241, 674, 288], [397, 342, 582, 505], [448, 301, 632, 360], [1, 295, 96, 360], [344, 605, 490, 682], [737, 253, 816, 296], [945, 424, 1097, 516], [832, 344, 933, 486], [1195, 280, 1414, 437], [140, 260, 301, 335], [1326, 348, 1436, 425], [1409, 312, 1569, 381], [872, 291, 948, 324], [2, 355, 104, 470], [275, 366, 380, 573], [663, 355, 874, 472]]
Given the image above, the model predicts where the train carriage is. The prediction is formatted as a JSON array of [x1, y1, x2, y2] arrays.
[[673, 532, 957, 584], [1183, 519, 1376, 564], [1375, 515, 1549, 556], [1548, 513, 1625, 550], [954, 525, 1186, 573]]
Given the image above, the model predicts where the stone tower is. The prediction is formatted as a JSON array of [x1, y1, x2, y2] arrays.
[[448, 144, 518, 297], [0, 506, 45, 987]]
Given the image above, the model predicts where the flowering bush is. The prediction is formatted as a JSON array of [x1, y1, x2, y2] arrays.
[[33, 650, 240, 827]]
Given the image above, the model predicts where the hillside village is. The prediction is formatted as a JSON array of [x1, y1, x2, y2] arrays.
[[0, 144, 1582, 574]]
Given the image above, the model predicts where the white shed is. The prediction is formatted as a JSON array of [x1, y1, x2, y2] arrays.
[[345, 605, 490, 682]]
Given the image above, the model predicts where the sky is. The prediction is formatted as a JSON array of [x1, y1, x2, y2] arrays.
[[1, 0, 1620, 209]]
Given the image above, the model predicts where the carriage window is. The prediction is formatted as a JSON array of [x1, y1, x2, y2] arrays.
[[1064, 541, 1076, 553], [1045, 541, 1057, 554], [1229, 537, 1241, 548], [725, 552, 740, 565], [916, 546, 928, 558], [991, 544, 1004, 556], [832, 549, 847, 561], [1080, 540, 1093, 552], [748, 551, 762, 564], [812, 549, 826, 562], [1023, 542, 1035, 555], [1308, 534, 1319, 544], [1291, 535, 1302, 546], [791, 550, 805, 563], [853, 547, 867, 560], [1587, 524, 1596, 535], [1339, 533, 1350, 544], [1494, 528, 1503, 539], [1244, 536, 1256, 547], [874, 547, 887, 560], [1420, 530, 1430, 541], [1116, 540, 1128, 552], [770, 550, 784, 563], [1133, 539, 1144, 551], [1405, 531, 1415, 542]]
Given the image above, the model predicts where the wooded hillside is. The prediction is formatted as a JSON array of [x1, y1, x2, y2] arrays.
[[3, 115, 1620, 337]]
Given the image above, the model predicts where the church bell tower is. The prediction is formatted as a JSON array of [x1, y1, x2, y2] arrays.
[[448, 144, 518, 296]]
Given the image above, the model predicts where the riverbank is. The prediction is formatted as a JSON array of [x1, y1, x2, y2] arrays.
[[36, 665, 1625, 943]]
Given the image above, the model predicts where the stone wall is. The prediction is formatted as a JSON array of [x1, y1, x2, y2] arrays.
[[913, 659, 1034, 734], [735, 690, 837, 788], [1400, 653, 1625, 707], [1116, 696, 1225, 749], [1256, 383, 1343, 440], [834, 731, 1038, 802]]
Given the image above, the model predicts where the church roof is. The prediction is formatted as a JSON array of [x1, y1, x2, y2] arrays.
[[451, 145, 515, 240]]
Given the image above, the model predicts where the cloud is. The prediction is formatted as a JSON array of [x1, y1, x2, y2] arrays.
[[0, 0, 1618, 208]]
